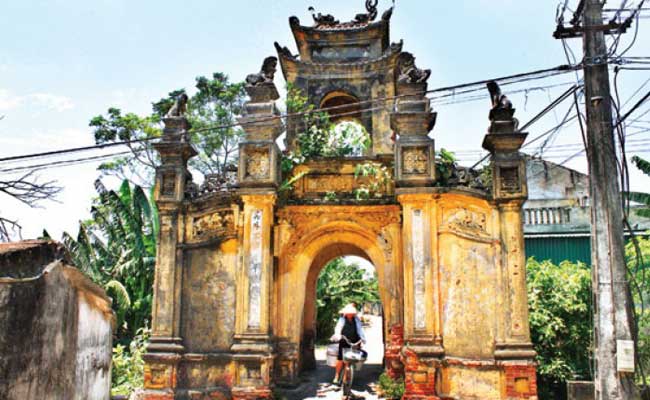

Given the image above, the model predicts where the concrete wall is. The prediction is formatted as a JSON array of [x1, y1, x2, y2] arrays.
[[0, 241, 114, 400]]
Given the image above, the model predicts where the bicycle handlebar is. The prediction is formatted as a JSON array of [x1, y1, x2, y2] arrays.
[[339, 335, 363, 346]]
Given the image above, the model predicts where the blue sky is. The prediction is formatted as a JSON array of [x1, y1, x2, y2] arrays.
[[1, 0, 649, 239]]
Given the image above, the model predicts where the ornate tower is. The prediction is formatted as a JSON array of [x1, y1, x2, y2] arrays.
[[276, 2, 406, 155]]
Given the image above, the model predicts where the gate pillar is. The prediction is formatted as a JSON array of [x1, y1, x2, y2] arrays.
[[483, 84, 538, 399], [230, 61, 281, 399], [393, 67, 443, 400], [144, 111, 197, 399]]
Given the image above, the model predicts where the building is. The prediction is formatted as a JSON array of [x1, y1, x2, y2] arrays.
[[523, 156, 650, 264]]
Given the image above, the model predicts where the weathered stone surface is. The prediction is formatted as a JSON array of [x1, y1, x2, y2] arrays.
[[0, 241, 113, 400]]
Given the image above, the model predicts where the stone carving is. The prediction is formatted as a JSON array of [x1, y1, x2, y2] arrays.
[[245, 150, 270, 180], [192, 209, 235, 241], [246, 57, 278, 87], [185, 170, 238, 198], [487, 81, 513, 114], [161, 171, 176, 196], [411, 209, 426, 331], [166, 93, 188, 117], [486, 80, 519, 130], [403, 148, 428, 175], [382, 4, 394, 21], [276, 207, 401, 255], [248, 210, 263, 329], [274, 42, 297, 60], [448, 166, 488, 191], [308, 6, 339, 25], [499, 166, 521, 193], [445, 209, 488, 236], [355, 0, 379, 23], [397, 52, 431, 84]]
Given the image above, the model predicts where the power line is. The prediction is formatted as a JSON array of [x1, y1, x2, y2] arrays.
[[0, 151, 132, 174], [0, 64, 580, 165]]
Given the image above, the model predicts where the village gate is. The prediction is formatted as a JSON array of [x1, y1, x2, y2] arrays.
[[141, 3, 538, 399]]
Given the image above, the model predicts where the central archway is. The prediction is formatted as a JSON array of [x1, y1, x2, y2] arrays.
[[273, 206, 403, 386], [301, 244, 380, 372]]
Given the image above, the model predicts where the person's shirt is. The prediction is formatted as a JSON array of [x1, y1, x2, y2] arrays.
[[333, 316, 366, 342]]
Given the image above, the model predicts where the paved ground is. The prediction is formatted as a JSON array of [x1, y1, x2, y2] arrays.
[[276, 315, 384, 400]]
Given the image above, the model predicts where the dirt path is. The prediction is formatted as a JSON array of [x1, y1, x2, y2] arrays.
[[276, 315, 384, 400]]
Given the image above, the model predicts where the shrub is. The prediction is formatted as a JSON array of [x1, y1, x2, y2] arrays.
[[377, 372, 405, 399], [111, 327, 150, 396], [527, 258, 592, 398]]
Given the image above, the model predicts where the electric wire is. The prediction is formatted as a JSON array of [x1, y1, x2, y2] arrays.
[[0, 64, 580, 165]]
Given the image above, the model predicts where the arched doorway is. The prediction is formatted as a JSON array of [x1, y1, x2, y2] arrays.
[[273, 206, 403, 387], [301, 250, 384, 370]]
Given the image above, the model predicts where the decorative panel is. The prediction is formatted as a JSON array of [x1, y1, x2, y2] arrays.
[[411, 209, 426, 331], [248, 210, 264, 329]]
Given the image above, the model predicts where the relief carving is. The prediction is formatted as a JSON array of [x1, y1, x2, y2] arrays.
[[444, 209, 489, 237], [245, 150, 270, 180], [499, 166, 521, 193], [276, 207, 401, 255], [403, 148, 429, 175], [192, 208, 236, 241], [161, 171, 176, 196], [144, 365, 170, 389]]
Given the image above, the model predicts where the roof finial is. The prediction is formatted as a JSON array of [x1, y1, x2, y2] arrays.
[[355, 0, 379, 23], [308, 6, 339, 26]]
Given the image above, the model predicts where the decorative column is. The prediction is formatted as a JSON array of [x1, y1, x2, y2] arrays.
[[230, 57, 281, 400], [144, 96, 197, 400], [482, 82, 538, 399], [393, 53, 441, 400], [393, 53, 437, 187]]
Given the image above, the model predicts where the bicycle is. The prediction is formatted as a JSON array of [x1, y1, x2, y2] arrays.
[[336, 335, 367, 399]]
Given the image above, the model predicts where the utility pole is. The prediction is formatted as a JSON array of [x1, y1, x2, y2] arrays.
[[555, 0, 639, 398]]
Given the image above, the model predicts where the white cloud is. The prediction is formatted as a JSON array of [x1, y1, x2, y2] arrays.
[[0, 89, 74, 112]]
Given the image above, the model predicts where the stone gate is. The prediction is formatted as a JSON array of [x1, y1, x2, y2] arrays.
[[142, 3, 538, 399]]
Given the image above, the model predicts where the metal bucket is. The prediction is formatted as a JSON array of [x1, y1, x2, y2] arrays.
[[326, 343, 339, 367]]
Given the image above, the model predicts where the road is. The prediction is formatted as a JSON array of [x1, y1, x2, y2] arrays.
[[276, 315, 384, 400]]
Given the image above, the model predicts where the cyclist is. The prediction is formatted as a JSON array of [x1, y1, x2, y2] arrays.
[[330, 303, 368, 385]]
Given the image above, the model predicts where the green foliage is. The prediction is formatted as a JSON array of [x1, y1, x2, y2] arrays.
[[353, 162, 393, 200], [627, 156, 650, 219], [90, 73, 246, 185], [625, 235, 650, 375], [527, 258, 592, 392], [377, 372, 405, 399], [63, 180, 157, 343], [111, 327, 150, 396], [435, 148, 457, 186], [315, 258, 379, 342], [282, 84, 371, 173], [323, 191, 338, 202]]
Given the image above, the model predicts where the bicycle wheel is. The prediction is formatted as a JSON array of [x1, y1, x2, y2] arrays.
[[342, 364, 354, 397]]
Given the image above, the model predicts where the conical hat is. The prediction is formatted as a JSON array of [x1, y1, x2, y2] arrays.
[[340, 304, 358, 315]]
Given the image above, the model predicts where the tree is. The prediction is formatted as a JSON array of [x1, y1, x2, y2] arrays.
[[90, 73, 246, 186], [527, 258, 593, 399], [315, 258, 380, 342], [627, 156, 650, 218], [0, 170, 61, 242], [62, 179, 158, 343]]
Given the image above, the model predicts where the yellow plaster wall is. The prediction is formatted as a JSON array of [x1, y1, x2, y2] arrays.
[[181, 240, 238, 352], [437, 194, 500, 359]]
